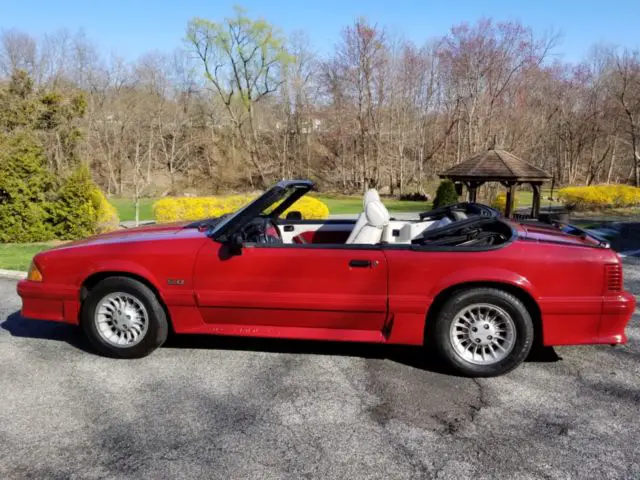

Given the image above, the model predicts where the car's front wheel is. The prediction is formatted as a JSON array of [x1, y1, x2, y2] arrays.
[[431, 287, 534, 377], [81, 276, 168, 358]]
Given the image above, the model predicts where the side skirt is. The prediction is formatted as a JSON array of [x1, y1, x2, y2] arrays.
[[177, 323, 387, 343]]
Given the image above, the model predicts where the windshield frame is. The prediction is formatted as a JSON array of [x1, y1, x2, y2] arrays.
[[208, 180, 314, 242]]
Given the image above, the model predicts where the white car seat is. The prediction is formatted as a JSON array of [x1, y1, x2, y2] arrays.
[[363, 188, 380, 206], [346, 198, 390, 244]]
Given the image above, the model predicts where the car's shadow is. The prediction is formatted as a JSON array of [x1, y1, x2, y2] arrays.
[[1, 312, 561, 374], [1, 311, 94, 353]]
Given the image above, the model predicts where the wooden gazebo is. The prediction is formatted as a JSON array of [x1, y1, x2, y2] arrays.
[[439, 149, 551, 218]]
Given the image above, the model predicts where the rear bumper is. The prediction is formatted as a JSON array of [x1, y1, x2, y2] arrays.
[[599, 291, 637, 344], [541, 291, 636, 346], [16, 280, 81, 325]]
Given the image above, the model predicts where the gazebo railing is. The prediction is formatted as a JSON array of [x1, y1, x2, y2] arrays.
[[513, 212, 535, 220]]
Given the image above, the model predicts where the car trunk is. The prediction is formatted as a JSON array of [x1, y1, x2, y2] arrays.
[[515, 221, 610, 248]]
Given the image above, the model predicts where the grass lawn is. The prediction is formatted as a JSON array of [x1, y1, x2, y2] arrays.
[[314, 194, 430, 214], [0, 242, 59, 271], [515, 189, 562, 209], [106, 188, 562, 222], [109, 197, 158, 222]]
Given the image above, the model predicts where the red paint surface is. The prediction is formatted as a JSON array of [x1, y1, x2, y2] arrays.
[[17, 221, 636, 348]]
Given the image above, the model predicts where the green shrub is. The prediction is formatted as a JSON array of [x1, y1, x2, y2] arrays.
[[0, 132, 58, 243], [432, 180, 459, 209], [48, 164, 100, 240], [0, 136, 118, 242], [0, 70, 115, 243], [154, 194, 330, 223]]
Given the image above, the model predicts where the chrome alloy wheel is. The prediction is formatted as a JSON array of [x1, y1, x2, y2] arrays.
[[94, 292, 149, 347], [449, 303, 516, 365]]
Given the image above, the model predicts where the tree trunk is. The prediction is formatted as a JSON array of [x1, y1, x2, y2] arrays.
[[607, 135, 618, 184]]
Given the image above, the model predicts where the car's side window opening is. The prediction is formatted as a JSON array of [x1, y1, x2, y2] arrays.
[[243, 215, 513, 251], [268, 194, 512, 249], [217, 182, 512, 251]]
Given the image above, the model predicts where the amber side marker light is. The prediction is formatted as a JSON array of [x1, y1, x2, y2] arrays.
[[27, 262, 43, 282]]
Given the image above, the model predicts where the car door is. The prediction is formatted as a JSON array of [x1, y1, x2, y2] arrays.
[[277, 219, 355, 244], [192, 241, 388, 331]]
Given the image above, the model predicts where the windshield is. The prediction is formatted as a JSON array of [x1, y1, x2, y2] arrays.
[[208, 185, 298, 238]]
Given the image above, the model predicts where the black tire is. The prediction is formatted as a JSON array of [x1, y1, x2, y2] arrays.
[[81, 276, 168, 358], [430, 288, 534, 377]]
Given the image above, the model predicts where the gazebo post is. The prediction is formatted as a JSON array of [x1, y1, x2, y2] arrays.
[[468, 181, 479, 203], [531, 183, 541, 219], [461, 181, 471, 202], [505, 183, 516, 218]]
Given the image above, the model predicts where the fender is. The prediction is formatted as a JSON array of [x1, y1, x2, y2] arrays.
[[78, 260, 163, 293], [386, 267, 538, 346], [428, 267, 538, 301]]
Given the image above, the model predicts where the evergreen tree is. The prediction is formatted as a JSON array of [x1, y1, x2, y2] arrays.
[[0, 132, 58, 242], [432, 180, 459, 208], [0, 70, 112, 242]]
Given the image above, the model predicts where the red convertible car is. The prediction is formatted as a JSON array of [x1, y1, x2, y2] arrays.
[[17, 180, 636, 377]]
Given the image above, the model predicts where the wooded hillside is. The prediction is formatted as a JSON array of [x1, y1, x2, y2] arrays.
[[2, 7, 639, 198]]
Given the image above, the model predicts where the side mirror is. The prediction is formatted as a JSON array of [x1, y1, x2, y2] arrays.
[[285, 211, 303, 221], [227, 232, 244, 256]]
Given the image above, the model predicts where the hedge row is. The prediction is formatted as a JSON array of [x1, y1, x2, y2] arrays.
[[92, 188, 120, 233], [153, 195, 330, 223], [491, 193, 507, 212], [490, 184, 640, 214], [558, 185, 640, 210]]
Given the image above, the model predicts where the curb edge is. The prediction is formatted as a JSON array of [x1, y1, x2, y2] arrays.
[[0, 269, 27, 280]]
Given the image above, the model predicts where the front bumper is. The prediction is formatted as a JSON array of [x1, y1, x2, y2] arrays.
[[600, 291, 637, 344], [17, 280, 81, 325]]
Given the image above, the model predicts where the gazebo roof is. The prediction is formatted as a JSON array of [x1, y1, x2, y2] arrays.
[[439, 149, 550, 183]]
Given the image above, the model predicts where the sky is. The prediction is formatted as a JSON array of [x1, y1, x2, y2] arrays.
[[2, 0, 640, 64]]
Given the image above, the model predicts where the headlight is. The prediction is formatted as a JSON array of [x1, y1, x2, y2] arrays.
[[27, 261, 43, 282]]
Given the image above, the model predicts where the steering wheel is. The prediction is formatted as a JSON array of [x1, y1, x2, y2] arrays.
[[242, 217, 282, 244]]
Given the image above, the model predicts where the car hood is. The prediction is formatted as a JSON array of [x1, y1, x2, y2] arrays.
[[48, 221, 202, 250]]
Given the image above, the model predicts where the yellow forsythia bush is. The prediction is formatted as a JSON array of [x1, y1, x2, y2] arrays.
[[491, 193, 507, 213], [272, 196, 330, 220], [153, 194, 329, 223], [91, 188, 120, 233], [558, 185, 640, 210]]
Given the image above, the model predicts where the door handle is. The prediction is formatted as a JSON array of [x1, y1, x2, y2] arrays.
[[349, 259, 372, 268], [283, 225, 294, 232]]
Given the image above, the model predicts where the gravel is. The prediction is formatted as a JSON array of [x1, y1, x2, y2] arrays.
[[0, 262, 638, 480]]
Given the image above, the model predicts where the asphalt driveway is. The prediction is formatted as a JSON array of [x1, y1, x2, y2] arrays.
[[1, 262, 639, 479]]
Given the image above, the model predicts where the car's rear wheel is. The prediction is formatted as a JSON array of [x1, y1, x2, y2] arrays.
[[81, 276, 168, 358], [431, 288, 534, 377]]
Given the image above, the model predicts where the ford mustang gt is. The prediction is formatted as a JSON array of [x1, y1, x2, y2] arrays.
[[17, 180, 636, 377]]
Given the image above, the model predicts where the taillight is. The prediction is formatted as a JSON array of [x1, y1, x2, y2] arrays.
[[604, 263, 622, 293]]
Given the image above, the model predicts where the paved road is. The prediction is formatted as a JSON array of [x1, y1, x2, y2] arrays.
[[1, 264, 639, 480]]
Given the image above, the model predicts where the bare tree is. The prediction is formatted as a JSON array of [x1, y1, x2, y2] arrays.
[[4, 13, 640, 201], [186, 6, 291, 188], [610, 49, 640, 186]]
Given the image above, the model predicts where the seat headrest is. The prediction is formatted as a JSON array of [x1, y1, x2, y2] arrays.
[[363, 189, 380, 207], [365, 201, 390, 228]]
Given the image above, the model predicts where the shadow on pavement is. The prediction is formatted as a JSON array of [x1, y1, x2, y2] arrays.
[[2, 311, 562, 373], [165, 332, 461, 375], [526, 345, 562, 362], [1, 311, 93, 353], [164, 330, 561, 374]]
